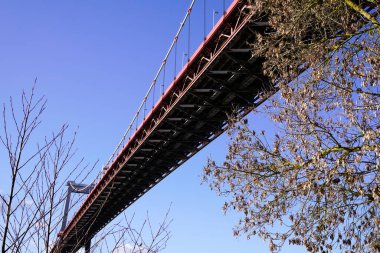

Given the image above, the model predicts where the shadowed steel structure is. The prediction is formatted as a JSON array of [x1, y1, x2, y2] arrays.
[[52, 0, 273, 252]]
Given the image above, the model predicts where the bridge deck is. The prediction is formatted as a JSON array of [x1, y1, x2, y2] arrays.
[[54, 1, 272, 251]]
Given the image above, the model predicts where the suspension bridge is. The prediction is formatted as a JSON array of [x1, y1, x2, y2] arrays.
[[52, 0, 272, 252]]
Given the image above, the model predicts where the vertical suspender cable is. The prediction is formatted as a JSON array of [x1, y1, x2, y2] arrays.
[[162, 63, 166, 95], [144, 97, 147, 119], [188, 9, 191, 62], [152, 81, 156, 108], [174, 38, 178, 79], [203, 0, 206, 40], [135, 111, 138, 130]]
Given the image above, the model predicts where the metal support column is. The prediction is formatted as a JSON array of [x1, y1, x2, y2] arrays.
[[60, 186, 72, 232], [60, 181, 95, 232]]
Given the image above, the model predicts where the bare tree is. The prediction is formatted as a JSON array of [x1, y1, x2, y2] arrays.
[[90, 210, 171, 253], [0, 86, 71, 253], [204, 1, 379, 252], [0, 87, 170, 253]]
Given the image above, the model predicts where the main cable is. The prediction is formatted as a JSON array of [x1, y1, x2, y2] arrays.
[[103, 0, 196, 172]]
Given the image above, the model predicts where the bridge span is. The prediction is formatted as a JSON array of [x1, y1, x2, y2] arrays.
[[53, 1, 272, 252]]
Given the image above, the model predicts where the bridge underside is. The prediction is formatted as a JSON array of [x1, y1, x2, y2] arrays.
[[54, 1, 273, 252]]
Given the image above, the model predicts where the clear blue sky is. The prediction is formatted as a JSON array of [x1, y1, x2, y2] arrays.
[[0, 1, 308, 252]]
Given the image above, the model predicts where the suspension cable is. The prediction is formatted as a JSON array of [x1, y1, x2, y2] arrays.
[[103, 0, 196, 171]]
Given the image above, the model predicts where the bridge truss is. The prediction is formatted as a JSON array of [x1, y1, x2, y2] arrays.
[[53, 1, 273, 252]]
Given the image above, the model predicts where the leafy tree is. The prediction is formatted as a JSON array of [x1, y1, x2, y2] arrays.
[[204, 1, 379, 252]]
